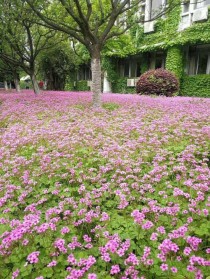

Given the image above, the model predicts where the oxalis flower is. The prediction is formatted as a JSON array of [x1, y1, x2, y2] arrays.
[[27, 251, 40, 264]]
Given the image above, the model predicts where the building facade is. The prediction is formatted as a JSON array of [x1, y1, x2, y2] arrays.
[[74, 0, 210, 97]]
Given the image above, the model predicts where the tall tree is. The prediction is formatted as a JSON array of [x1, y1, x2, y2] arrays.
[[25, 0, 178, 107], [0, 1, 59, 94], [38, 41, 77, 91], [0, 48, 21, 92]]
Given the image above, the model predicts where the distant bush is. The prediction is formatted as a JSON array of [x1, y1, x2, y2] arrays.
[[136, 68, 179, 97]]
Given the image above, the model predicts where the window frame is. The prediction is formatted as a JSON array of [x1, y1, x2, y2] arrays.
[[187, 45, 210, 75]]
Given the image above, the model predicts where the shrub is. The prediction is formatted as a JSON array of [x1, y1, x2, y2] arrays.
[[136, 68, 179, 97]]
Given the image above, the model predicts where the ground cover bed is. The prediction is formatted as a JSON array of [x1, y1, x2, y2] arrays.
[[0, 91, 209, 279]]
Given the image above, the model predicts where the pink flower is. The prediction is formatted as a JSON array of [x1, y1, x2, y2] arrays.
[[27, 251, 40, 264], [142, 221, 154, 230], [110, 265, 120, 274], [100, 212, 109, 221], [88, 274, 97, 279], [150, 232, 158, 241], [12, 269, 19, 279], [171, 267, 178, 273], [157, 226, 165, 234], [22, 239, 29, 246], [47, 260, 57, 267], [160, 263, 168, 271], [61, 226, 70, 234], [184, 247, 192, 256]]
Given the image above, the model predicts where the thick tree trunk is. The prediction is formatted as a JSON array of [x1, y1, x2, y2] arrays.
[[31, 73, 40, 94], [14, 78, 21, 92], [91, 47, 102, 108], [4, 81, 8, 91]]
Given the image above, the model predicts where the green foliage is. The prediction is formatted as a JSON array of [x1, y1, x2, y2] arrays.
[[112, 78, 135, 94], [39, 42, 76, 91], [102, 102, 120, 111], [20, 80, 32, 90], [137, 0, 181, 52], [0, 93, 210, 277], [166, 46, 183, 79], [103, 34, 136, 57], [102, 57, 118, 83], [180, 75, 210, 97], [64, 81, 75, 91], [75, 81, 90, 91], [104, 1, 210, 96]]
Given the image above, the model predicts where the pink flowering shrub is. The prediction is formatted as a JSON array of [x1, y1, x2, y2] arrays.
[[0, 90, 209, 278]]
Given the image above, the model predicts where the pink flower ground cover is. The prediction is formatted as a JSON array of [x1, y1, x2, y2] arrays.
[[0, 90, 209, 279]]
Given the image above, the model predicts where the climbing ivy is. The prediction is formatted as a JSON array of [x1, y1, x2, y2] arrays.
[[112, 77, 135, 94], [102, 57, 118, 83], [180, 75, 210, 97], [73, 0, 210, 97], [137, 0, 181, 52], [165, 46, 183, 79]]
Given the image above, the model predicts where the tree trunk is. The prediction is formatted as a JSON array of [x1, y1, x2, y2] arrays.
[[14, 77, 21, 92], [4, 81, 8, 91], [91, 46, 102, 108], [31, 73, 40, 94]]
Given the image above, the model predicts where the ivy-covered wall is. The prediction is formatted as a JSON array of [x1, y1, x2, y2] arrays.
[[112, 78, 135, 94], [165, 46, 183, 79], [72, 0, 210, 97], [108, 0, 210, 97], [180, 75, 210, 97]]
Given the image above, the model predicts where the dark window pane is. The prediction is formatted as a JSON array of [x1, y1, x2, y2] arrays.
[[155, 58, 163, 69], [183, 2, 190, 12], [124, 60, 130, 77], [197, 53, 208, 74], [155, 53, 165, 69], [188, 46, 196, 75], [136, 62, 141, 77]]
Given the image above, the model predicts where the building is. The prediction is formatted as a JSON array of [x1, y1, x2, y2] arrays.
[[75, 0, 210, 97]]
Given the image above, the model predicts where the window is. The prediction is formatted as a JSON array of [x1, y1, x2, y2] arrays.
[[118, 58, 141, 78], [183, 0, 190, 12], [78, 65, 91, 80], [196, 0, 210, 9], [179, 0, 194, 30], [155, 56, 165, 69], [124, 60, 130, 77], [187, 45, 210, 75], [136, 62, 141, 77], [140, 1, 146, 21], [197, 52, 209, 74], [149, 52, 165, 69], [150, 0, 162, 19], [118, 59, 130, 77]]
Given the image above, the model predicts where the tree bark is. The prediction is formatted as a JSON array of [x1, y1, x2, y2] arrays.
[[31, 73, 40, 94], [14, 78, 21, 92], [13, 73, 21, 92], [91, 46, 102, 108], [4, 81, 8, 91]]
